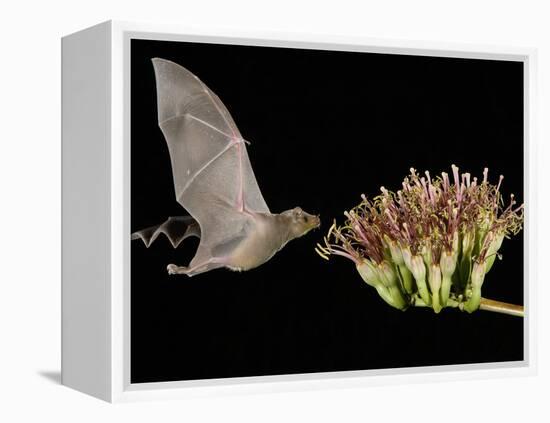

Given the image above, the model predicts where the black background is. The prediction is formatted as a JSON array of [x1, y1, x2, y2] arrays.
[[131, 39, 524, 384]]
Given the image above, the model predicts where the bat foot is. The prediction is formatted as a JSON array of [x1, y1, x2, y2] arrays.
[[167, 263, 186, 275]]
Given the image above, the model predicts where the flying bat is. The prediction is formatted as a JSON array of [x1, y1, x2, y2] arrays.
[[132, 58, 320, 276]]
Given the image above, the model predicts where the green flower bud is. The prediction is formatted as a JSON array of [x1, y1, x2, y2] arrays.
[[463, 260, 487, 313], [471, 260, 486, 288], [452, 231, 460, 258], [459, 229, 475, 287], [462, 230, 475, 254], [402, 247, 431, 305], [428, 264, 443, 313], [384, 236, 404, 266], [441, 250, 458, 277], [421, 243, 433, 268], [440, 250, 458, 306], [485, 232, 505, 273], [378, 261, 408, 310], [356, 259, 406, 309], [356, 260, 381, 288]]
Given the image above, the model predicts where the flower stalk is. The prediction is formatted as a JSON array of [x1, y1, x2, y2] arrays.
[[316, 166, 524, 316]]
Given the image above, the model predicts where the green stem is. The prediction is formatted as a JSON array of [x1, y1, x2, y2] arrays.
[[413, 297, 523, 317], [479, 298, 524, 317]]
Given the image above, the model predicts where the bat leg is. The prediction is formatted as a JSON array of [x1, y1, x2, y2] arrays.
[[166, 258, 225, 277], [166, 264, 190, 275]]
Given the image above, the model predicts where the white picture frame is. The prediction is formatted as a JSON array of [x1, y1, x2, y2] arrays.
[[61, 20, 537, 403]]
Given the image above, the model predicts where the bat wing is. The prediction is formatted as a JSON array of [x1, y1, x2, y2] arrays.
[[152, 58, 270, 268], [131, 216, 200, 248]]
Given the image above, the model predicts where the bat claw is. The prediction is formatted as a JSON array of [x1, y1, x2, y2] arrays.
[[167, 264, 179, 275]]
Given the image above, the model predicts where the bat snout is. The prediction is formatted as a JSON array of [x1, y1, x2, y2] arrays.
[[303, 212, 321, 231], [311, 214, 321, 229]]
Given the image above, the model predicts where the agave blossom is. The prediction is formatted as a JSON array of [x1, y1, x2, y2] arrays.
[[316, 166, 524, 315]]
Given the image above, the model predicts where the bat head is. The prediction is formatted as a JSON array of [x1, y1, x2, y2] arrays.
[[284, 207, 321, 239]]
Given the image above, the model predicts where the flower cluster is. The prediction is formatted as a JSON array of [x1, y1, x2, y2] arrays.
[[316, 166, 524, 313]]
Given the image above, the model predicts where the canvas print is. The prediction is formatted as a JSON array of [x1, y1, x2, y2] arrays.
[[131, 39, 524, 384]]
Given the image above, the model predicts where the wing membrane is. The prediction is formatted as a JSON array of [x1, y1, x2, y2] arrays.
[[151, 58, 270, 265]]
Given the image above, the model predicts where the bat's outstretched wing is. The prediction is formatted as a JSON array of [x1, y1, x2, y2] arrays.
[[151, 58, 270, 269]]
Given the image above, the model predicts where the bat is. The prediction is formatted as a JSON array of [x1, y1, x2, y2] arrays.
[[132, 58, 320, 276]]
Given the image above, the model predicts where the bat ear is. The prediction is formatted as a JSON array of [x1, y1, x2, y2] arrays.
[[290, 207, 305, 222]]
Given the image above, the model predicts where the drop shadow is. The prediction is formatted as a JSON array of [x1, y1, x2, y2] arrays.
[[38, 370, 62, 384]]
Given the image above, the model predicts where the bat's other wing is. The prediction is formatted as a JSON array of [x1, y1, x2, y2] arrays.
[[131, 216, 200, 248], [151, 58, 270, 269]]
